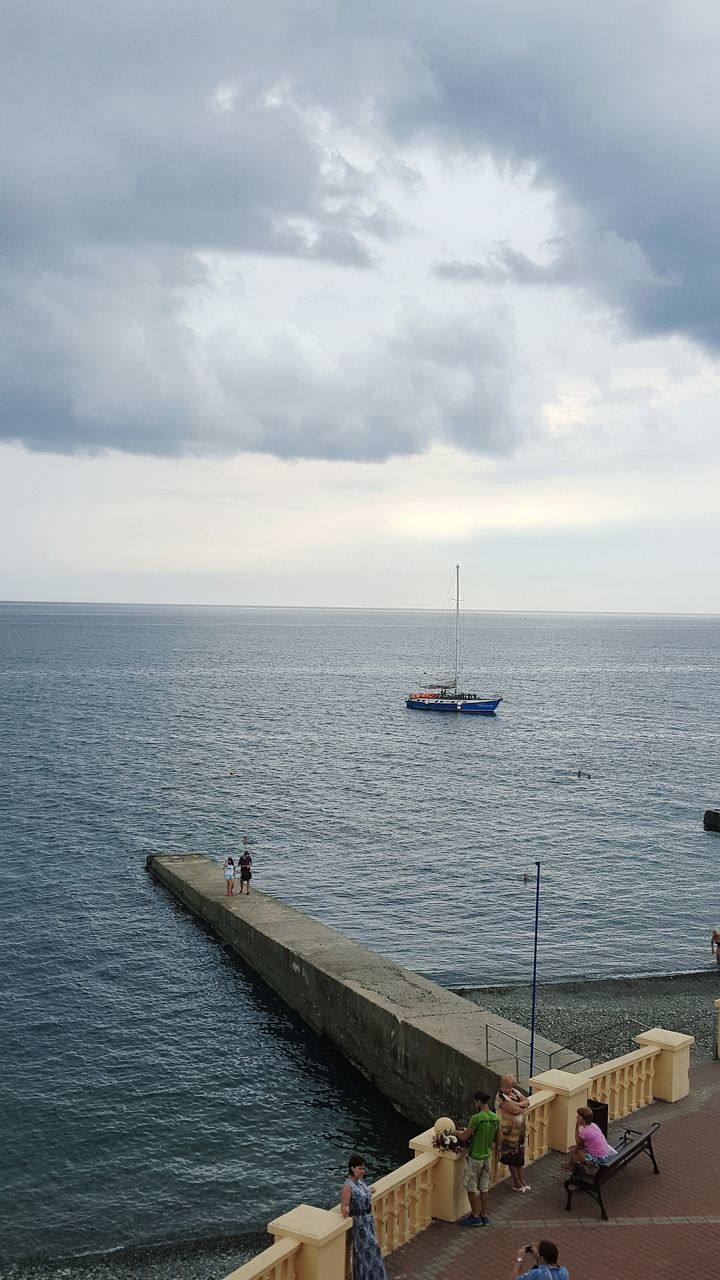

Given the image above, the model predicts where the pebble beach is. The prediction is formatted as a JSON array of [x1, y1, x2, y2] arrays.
[[458, 969, 720, 1064]]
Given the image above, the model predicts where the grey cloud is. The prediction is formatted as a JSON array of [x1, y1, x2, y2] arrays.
[[2, 78, 382, 267], [205, 294, 535, 462], [0, 245, 535, 462], [434, 243, 572, 285], [2, 0, 718, 462], [364, 1, 720, 349], [434, 261, 489, 282], [3, 1, 412, 275]]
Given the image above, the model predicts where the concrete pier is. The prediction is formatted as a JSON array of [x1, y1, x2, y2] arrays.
[[146, 853, 588, 1124]]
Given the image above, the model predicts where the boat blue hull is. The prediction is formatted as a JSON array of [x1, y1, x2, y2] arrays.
[[406, 697, 502, 714]]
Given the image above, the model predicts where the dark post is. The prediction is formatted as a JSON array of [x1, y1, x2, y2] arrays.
[[529, 860, 541, 1082]]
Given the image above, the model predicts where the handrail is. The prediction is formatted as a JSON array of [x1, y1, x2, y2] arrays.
[[483, 1021, 587, 1080]]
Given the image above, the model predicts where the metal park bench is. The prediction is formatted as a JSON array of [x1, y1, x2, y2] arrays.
[[564, 1123, 661, 1221]]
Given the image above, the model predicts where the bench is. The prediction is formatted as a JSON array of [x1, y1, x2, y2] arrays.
[[564, 1123, 660, 1221]]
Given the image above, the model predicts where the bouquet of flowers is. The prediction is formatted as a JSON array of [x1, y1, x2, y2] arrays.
[[432, 1130, 463, 1153]]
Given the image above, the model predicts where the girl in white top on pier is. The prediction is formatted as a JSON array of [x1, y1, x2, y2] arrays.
[[223, 857, 235, 896]]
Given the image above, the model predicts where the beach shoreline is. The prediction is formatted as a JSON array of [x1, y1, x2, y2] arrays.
[[455, 968, 720, 1064]]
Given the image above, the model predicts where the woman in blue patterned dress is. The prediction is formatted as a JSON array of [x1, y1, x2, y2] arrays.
[[340, 1155, 387, 1280]]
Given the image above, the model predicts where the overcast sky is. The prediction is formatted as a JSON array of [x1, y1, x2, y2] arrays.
[[1, 0, 718, 610]]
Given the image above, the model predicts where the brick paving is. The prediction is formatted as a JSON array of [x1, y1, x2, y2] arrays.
[[386, 1063, 720, 1280]]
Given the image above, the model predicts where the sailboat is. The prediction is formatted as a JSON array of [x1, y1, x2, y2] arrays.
[[406, 565, 503, 714]]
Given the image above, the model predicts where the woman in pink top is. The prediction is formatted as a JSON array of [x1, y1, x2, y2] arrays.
[[562, 1107, 616, 1169]]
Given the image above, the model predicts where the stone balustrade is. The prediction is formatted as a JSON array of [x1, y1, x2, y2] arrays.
[[224, 1236, 302, 1280], [222, 1025, 694, 1280], [524, 1086, 554, 1163], [363, 1153, 435, 1254], [528, 1026, 695, 1150], [586, 1045, 657, 1119]]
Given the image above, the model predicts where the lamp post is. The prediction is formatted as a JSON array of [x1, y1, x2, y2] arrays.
[[529, 861, 541, 1082]]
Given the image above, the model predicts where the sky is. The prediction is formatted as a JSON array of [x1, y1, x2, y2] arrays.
[[1, 0, 719, 611]]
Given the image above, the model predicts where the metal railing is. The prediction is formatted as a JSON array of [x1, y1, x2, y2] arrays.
[[483, 1022, 587, 1080]]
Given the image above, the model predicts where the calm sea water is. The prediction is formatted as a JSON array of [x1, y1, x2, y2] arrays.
[[1, 603, 719, 1274]]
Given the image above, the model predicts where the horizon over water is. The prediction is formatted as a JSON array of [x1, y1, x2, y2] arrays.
[[1, 602, 719, 1277], [4, 597, 720, 618]]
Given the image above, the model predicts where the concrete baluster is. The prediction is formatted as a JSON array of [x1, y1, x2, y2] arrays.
[[409, 1124, 467, 1222], [528, 1069, 592, 1153], [268, 1205, 351, 1280], [634, 1028, 695, 1101]]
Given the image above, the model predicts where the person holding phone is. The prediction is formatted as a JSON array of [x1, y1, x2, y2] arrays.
[[512, 1240, 570, 1279]]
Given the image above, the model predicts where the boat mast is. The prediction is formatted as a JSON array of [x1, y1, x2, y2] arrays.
[[454, 563, 460, 694]]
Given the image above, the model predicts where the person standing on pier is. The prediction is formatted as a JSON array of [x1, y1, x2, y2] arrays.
[[453, 1090, 499, 1227], [223, 856, 235, 896], [340, 1155, 388, 1280], [238, 849, 253, 895]]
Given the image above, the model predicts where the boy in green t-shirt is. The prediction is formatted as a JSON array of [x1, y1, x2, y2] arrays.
[[454, 1091, 500, 1226]]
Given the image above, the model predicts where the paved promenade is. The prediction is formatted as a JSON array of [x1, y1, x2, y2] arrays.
[[386, 1062, 720, 1280]]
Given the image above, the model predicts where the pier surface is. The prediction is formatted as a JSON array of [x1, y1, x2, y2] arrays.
[[147, 853, 588, 1124]]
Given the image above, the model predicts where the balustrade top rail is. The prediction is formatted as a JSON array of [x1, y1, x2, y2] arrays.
[[224, 1236, 300, 1280], [586, 1044, 658, 1080]]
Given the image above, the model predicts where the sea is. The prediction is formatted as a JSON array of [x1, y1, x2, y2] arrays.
[[1, 603, 719, 1278]]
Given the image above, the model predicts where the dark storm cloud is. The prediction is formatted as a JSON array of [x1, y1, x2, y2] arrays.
[[1, 4, 385, 266], [0, 249, 530, 462], [375, 1, 720, 348], [1, 0, 716, 460]]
